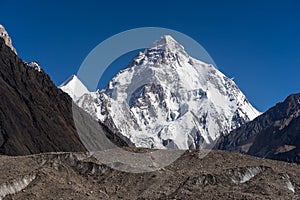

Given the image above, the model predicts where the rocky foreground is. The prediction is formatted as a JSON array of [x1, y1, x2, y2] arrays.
[[0, 149, 299, 200]]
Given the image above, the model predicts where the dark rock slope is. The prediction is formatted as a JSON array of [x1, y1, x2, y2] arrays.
[[216, 93, 300, 163], [0, 37, 87, 155]]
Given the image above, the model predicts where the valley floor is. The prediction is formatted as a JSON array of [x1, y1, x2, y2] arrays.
[[0, 150, 299, 200]]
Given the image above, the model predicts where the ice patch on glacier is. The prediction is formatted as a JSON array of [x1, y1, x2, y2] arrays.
[[0, 174, 36, 199]]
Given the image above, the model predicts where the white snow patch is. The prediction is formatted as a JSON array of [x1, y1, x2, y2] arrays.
[[230, 166, 265, 184], [0, 174, 36, 199], [26, 62, 42, 72], [284, 174, 295, 193]]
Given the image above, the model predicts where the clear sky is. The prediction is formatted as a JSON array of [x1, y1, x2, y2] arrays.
[[1, 0, 299, 112]]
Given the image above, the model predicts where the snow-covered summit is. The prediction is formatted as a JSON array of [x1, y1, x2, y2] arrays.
[[150, 35, 185, 51], [0, 24, 17, 55], [129, 35, 190, 69], [59, 75, 89, 100], [62, 35, 260, 149]]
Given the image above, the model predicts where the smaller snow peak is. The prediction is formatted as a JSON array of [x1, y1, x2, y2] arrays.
[[26, 61, 42, 72], [0, 24, 17, 55], [61, 74, 77, 85], [59, 75, 89, 100]]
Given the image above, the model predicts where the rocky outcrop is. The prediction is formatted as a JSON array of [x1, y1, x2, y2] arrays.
[[216, 93, 300, 164], [0, 24, 17, 55]]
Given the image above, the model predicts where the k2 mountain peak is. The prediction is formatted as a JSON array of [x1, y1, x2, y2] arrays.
[[61, 35, 260, 149]]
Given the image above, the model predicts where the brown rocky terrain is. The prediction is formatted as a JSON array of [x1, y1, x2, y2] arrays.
[[0, 150, 299, 200]]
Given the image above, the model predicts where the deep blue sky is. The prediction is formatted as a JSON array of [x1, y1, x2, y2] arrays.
[[1, 0, 299, 111]]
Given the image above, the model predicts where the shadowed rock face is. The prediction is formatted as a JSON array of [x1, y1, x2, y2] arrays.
[[0, 36, 129, 156], [0, 150, 299, 199], [0, 37, 87, 155], [216, 93, 300, 164]]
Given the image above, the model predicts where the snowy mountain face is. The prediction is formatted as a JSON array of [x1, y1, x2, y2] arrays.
[[64, 35, 260, 149], [59, 75, 89, 100], [0, 24, 17, 55]]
